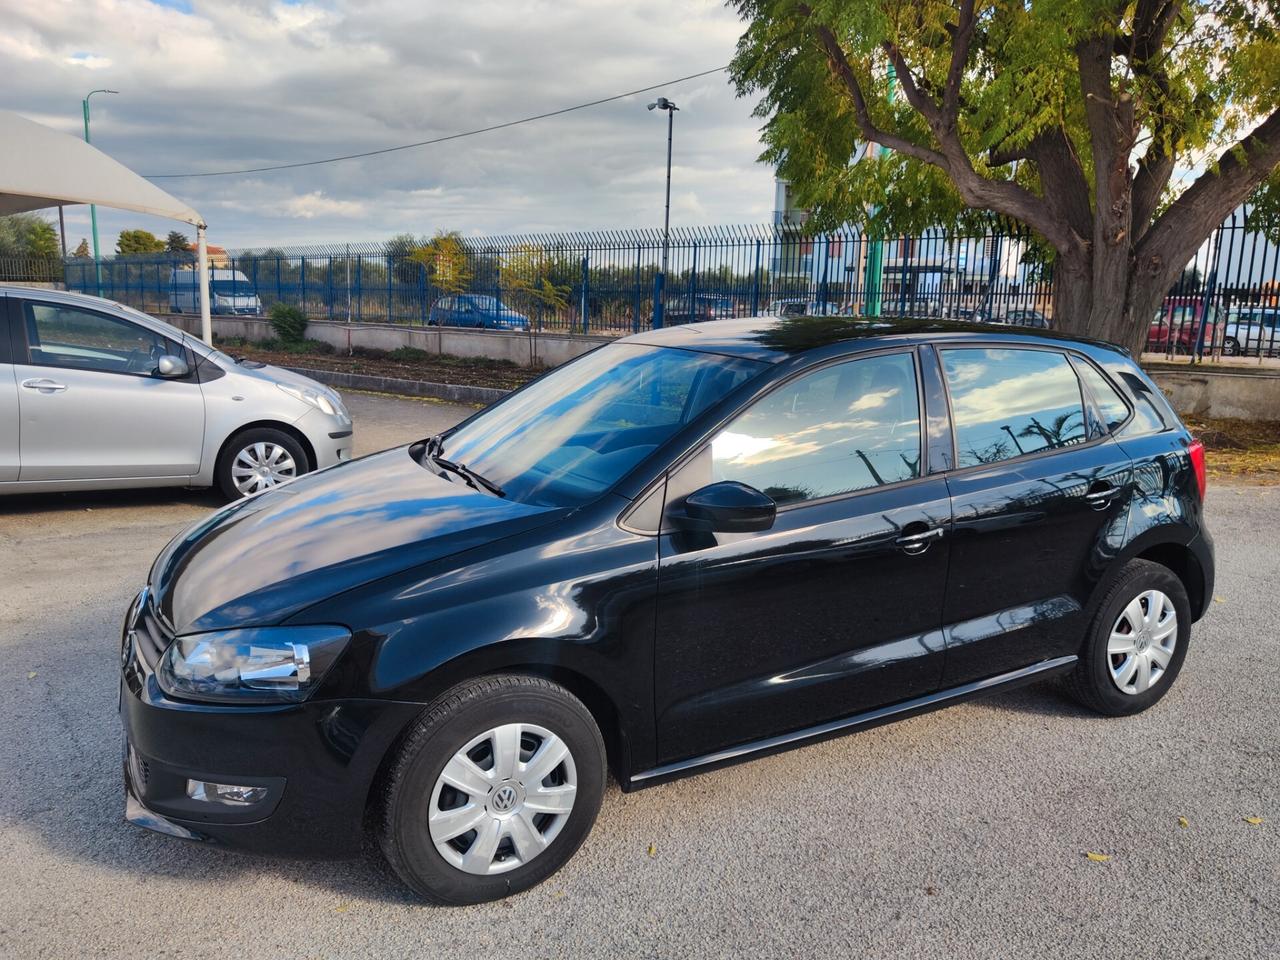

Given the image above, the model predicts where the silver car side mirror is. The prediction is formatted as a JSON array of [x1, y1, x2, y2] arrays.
[[157, 354, 190, 378]]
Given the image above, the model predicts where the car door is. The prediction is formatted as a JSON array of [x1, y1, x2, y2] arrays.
[[653, 349, 952, 764], [0, 295, 18, 481], [12, 297, 205, 481], [935, 345, 1134, 685]]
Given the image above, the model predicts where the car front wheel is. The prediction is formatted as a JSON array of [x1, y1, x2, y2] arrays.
[[1066, 559, 1192, 716], [215, 427, 309, 500], [1224, 337, 1241, 356], [378, 675, 606, 905]]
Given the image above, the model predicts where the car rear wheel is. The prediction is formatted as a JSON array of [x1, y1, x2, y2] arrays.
[[215, 427, 308, 500], [1224, 337, 1241, 356], [378, 675, 606, 905], [1066, 560, 1192, 716]]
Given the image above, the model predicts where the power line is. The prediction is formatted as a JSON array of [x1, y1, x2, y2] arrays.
[[145, 65, 729, 179]]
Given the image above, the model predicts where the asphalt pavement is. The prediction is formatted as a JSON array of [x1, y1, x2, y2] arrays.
[[0, 392, 1275, 959]]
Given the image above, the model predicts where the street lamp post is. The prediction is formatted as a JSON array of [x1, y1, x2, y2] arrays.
[[647, 97, 678, 329], [82, 88, 118, 295]]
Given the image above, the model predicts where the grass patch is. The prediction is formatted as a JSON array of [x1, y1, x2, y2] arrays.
[[1184, 416, 1280, 484]]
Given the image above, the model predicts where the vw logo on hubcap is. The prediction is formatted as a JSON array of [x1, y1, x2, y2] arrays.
[[491, 784, 518, 813]]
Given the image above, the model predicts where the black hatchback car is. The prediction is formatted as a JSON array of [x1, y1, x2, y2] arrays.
[[120, 316, 1214, 904]]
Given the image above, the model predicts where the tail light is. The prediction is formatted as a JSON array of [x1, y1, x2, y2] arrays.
[[1188, 438, 1207, 501]]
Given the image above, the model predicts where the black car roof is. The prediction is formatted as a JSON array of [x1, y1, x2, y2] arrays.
[[624, 315, 1124, 363]]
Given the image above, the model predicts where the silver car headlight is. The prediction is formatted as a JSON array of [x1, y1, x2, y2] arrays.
[[277, 382, 342, 417], [157, 626, 350, 704]]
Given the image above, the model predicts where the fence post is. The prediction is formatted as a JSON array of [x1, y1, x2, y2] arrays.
[[688, 241, 698, 314], [327, 256, 335, 322], [299, 256, 307, 317], [819, 236, 831, 311], [580, 254, 590, 335], [633, 244, 642, 333], [276, 257, 282, 304], [751, 239, 762, 315], [356, 255, 363, 323], [386, 255, 393, 323], [1195, 222, 1225, 361], [419, 261, 427, 327]]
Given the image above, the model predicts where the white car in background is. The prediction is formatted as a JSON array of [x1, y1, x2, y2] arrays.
[[1221, 307, 1280, 355], [0, 287, 351, 500]]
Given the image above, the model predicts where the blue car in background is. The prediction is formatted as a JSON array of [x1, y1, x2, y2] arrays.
[[428, 295, 529, 330]]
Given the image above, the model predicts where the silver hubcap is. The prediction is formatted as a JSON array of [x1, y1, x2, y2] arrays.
[[428, 723, 577, 876], [231, 442, 297, 495], [1108, 589, 1178, 695]]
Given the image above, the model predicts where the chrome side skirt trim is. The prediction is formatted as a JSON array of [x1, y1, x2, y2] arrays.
[[631, 655, 1078, 784]]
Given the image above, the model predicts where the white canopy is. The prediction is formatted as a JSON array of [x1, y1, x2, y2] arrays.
[[0, 109, 212, 342], [0, 110, 203, 225]]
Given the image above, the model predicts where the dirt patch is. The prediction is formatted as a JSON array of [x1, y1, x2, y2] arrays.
[[1184, 416, 1280, 484], [215, 338, 539, 391]]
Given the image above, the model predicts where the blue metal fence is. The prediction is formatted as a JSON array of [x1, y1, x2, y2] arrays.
[[23, 211, 1280, 357]]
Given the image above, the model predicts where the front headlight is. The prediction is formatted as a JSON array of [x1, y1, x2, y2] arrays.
[[277, 382, 341, 417], [157, 626, 350, 703]]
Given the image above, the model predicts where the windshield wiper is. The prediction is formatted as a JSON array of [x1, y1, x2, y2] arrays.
[[419, 435, 505, 498], [433, 456, 506, 498]]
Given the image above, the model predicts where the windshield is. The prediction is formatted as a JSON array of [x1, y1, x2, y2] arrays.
[[212, 280, 256, 297], [440, 343, 766, 506]]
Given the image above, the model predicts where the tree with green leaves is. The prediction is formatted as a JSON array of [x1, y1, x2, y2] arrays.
[[116, 229, 165, 256], [730, 0, 1280, 354], [500, 243, 572, 322], [0, 213, 57, 258], [25, 220, 59, 260], [165, 230, 192, 255], [410, 231, 473, 295]]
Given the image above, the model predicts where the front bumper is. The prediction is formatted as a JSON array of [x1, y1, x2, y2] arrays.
[[295, 407, 355, 470], [119, 590, 421, 858]]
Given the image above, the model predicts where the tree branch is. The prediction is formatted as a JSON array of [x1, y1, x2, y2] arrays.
[[1139, 108, 1280, 285]]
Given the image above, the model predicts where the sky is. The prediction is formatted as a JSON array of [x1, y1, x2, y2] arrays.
[[0, 0, 777, 252]]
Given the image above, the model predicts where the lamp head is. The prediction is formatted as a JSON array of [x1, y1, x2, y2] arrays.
[[648, 97, 678, 112]]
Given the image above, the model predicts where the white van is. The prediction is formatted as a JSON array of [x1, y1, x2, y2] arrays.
[[169, 268, 262, 316]]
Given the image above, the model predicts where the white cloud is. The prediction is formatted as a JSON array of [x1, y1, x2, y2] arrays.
[[277, 191, 366, 220]]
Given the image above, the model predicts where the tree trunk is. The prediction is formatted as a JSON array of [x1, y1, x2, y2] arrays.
[[1051, 253, 1093, 338]]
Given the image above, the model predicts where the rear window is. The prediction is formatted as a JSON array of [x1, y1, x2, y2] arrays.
[[941, 348, 1087, 467], [1073, 360, 1131, 434]]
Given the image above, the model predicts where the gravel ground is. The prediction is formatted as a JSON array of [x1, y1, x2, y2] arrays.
[[0, 392, 1275, 960]]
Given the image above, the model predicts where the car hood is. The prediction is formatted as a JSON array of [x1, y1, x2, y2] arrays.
[[150, 446, 562, 635]]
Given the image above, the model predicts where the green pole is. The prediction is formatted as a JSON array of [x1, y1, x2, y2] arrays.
[[82, 89, 117, 297], [862, 65, 895, 317]]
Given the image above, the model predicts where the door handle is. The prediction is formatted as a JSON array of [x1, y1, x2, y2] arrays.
[[1084, 483, 1117, 510], [21, 378, 67, 393], [894, 526, 945, 555]]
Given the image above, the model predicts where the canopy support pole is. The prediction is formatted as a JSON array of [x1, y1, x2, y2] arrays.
[[197, 223, 212, 345]]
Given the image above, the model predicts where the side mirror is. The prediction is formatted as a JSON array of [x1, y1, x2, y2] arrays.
[[157, 354, 190, 378], [677, 481, 776, 533]]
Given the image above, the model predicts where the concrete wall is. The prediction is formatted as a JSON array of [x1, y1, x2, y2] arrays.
[[1148, 365, 1280, 421], [163, 314, 607, 368]]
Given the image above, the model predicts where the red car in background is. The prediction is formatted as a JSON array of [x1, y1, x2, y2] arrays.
[[1147, 298, 1221, 354]]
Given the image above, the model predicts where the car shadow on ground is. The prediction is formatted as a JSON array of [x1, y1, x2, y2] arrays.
[[0, 486, 224, 517]]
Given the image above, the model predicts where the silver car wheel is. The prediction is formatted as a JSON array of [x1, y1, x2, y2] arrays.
[[230, 441, 298, 496], [1108, 589, 1178, 695], [428, 723, 577, 876]]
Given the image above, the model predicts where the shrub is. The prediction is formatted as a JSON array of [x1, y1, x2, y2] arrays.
[[268, 302, 309, 343]]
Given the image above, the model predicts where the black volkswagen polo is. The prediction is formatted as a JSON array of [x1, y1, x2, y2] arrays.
[[120, 316, 1214, 904]]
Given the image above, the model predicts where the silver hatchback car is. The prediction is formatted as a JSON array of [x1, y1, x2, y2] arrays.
[[0, 286, 352, 500]]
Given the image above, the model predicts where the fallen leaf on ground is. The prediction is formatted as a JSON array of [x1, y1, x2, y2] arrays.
[[1177, 816, 1190, 829], [1213, 596, 1226, 603], [925, 886, 938, 896], [647, 844, 657, 857], [27, 672, 36, 680], [1243, 817, 1264, 825], [334, 903, 349, 913], [1085, 852, 1111, 862]]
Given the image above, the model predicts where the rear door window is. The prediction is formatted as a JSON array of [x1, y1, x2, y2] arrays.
[[941, 348, 1087, 467]]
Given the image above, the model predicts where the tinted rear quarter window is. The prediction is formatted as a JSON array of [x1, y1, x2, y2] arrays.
[[1073, 359, 1131, 434], [941, 347, 1087, 467]]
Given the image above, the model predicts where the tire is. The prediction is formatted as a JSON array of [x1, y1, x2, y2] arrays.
[[215, 426, 309, 501], [1065, 560, 1192, 716], [1224, 337, 1240, 356], [378, 675, 606, 905]]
